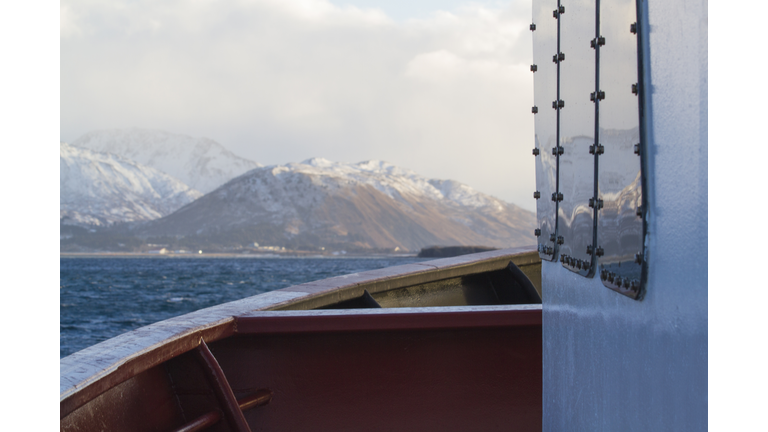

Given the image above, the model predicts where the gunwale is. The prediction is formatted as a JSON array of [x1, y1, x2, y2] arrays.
[[60, 245, 540, 419]]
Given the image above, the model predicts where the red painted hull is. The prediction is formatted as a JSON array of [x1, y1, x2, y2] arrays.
[[61, 248, 542, 431]]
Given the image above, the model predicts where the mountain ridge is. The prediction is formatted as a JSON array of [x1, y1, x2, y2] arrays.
[[60, 142, 203, 227], [72, 128, 262, 194], [138, 158, 535, 251]]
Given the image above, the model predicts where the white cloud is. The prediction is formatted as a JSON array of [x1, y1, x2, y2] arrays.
[[60, 0, 535, 210], [60, 5, 82, 38]]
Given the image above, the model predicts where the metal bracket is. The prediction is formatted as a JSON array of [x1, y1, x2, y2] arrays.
[[590, 36, 606, 48], [560, 254, 591, 271]]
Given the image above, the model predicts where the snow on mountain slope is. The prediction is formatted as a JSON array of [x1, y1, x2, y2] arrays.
[[60, 143, 203, 226], [143, 158, 536, 250], [72, 128, 261, 193]]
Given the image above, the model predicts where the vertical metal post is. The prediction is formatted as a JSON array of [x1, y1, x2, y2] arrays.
[[194, 338, 252, 432]]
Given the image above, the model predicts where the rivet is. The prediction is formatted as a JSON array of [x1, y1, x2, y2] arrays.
[[596, 247, 604, 257], [549, 233, 556, 242], [547, 246, 554, 255], [559, 5, 565, 14], [607, 272, 615, 283], [552, 9, 558, 18], [597, 91, 605, 100], [559, 99, 565, 108], [588, 198, 603, 209], [534, 228, 541, 237], [590, 92, 596, 102], [600, 269, 607, 280], [534, 191, 541, 199], [532, 106, 538, 114], [598, 36, 605, 46], [632, 83, 638, 95], [551, 192, 563, 202], [589, 144, 604, 155], [530, 64, 538, 72], [634, 253, 643, 264], [560, 255, 565, 263], [623, 278, 630, 289], [630, 280, 639, 291], [533, 148, 540, 156], [630, 22, 637, 34], [586, 245, 593, 255], [636, 206, 643, 217], [557, 236, 564, 245], [552, 146, 564, 156], [634, 143, 641, 155], [530, 23, 536, 31]]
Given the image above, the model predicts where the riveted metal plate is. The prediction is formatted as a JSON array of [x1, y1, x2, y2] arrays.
[[557, 0, 596, 276], [597, 0, 643, 298], [533, 0, 559, 261]]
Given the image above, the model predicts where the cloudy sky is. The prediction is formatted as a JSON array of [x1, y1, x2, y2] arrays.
[[61, 0, 536, 210]]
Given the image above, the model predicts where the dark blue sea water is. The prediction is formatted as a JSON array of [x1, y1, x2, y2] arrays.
[[60, 256, 427, 358]]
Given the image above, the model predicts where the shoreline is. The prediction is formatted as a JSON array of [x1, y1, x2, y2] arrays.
[[60, 252, 420, 259]]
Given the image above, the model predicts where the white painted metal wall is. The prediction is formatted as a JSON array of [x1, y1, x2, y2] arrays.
[[541, 0, 707, 429]]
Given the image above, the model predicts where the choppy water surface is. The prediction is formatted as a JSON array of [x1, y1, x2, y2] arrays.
[[60, 256, 426, 358]]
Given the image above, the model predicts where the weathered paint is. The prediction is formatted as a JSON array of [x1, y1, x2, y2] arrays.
[[60, 247, 542, 427], [541, 0, 707, 429]]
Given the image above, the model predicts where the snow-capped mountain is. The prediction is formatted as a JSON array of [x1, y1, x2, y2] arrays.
[[142, 158, 536, 251], [72, 128, 261, 193], [60, 143, 203, 226]]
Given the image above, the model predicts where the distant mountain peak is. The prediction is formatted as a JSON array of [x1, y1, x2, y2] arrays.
[[301, 157, 334, 167], [60, 142, 203, 226], [72, 128, 261, 193], [142, 158, 536, 251]]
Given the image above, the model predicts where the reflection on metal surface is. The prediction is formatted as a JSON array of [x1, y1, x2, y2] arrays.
[[557, 0, 596, 276], [597, 0, 643, 298], [532, 0, 559, 261]]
